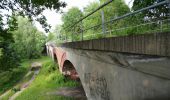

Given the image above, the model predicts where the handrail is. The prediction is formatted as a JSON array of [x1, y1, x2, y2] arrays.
[[82, 0, 168, 32], [60, 0, 170, 42], [64, 0, 114, 30]]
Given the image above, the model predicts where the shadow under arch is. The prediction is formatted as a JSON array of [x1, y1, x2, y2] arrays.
[[53, 53, 58, 63], [62, 60, 79, 80], [60, 60, 87, 99]]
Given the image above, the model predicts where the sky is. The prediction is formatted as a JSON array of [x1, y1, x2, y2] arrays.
[[35, 0, 134, 33]]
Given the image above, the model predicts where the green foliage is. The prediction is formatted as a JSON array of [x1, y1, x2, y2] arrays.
[[0, 0, 66, 70], [0, 15, 19, 70], [132, 0, 169, 20], [16, 57, 79, 100], [52, 25, 65, 43], [0, 45, 20, 70], [12, 17, 46, 59], [0, 59, 31, 95], [83, 2, 101, 39], [0, 56, 50, 100], [60, 0, 131, 41], [47, 25, 66, 44], [82, 0, 130, 39], [0, 0, 66, 32], [47, 32, 56, 42], [59, 0, 170, 42], [61, 7, 83, 41], [0, 16, 46, 71], [101, 0, 130, 30]]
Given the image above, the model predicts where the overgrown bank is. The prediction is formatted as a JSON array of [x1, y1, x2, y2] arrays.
[[0, 59, 32, 95], [0, 56, 80, 100], [16, 57, 80, 100]]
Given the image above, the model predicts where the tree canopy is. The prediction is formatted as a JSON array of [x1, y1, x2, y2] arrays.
[[61, 7, 83, 40], [59, 0, 130, 40], [12, 17, 46, 59], [0, 0, 66, 32], [0, 16, 46, 70], [132, 0, 169, 20], [0, 0, 65, 70]]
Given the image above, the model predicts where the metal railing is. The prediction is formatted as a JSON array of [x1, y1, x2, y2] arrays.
[[57, 0, 170, 43]]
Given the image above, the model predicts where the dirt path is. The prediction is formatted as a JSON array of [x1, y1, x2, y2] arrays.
[[0, 62, 41, 100], [0, 90, 11, 99], [9, 70, 40, 100], [1, 62, 87, 100], [47, 86, 87, 100]]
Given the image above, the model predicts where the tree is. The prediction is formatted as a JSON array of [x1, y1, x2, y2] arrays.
[[49, 25, 62, 41], [0, 14, 18, 71], [101, 0, 130, 19], [0, 0, 65, 70], [100, 0, 130, 35], [83, 2, 101, 39], [47, 32, 55, 42], [12, 17, 46, 59], [0, 0, 66, 32], [61, 7, 83, 40], [53, 25, 62, 37], [132, 0, 169, 20], [83, 0, 130, 38]]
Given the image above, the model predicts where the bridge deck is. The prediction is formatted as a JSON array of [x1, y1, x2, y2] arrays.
[[61, 32, 170, 57]]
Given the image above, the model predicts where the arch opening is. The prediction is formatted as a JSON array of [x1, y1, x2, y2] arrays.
[[53, 53, 58, 63], [62, 60, 79, 80], [62, 60, 87, 99], [47, 59, 87, 99]]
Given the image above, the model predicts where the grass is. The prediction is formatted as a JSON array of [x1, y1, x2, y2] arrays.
[[14, 57, 80, 100], [0, 59, 30, 95], [0, 56, 80, 100], [0, 90, 16, 100], [0, 71, 34, 100], [0, 57, 50, 94], [0, 56, 49, 99]]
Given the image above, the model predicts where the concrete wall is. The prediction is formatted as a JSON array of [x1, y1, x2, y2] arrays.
[[62, 32, 170, 57], [46, 38, 170, 100], [60, 47, 170, 100]]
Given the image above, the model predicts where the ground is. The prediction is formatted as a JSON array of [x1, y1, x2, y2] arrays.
[[0, 56, 86, 100]]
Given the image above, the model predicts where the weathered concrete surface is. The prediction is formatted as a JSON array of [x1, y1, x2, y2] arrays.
[[46, 39, 170, 100], [46, 42, 56, 60], [56, 47, 170, 100], [61, 32, 170, 57], [47, 86, 87, 100]]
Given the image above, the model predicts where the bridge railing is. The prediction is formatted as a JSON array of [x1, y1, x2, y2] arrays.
[[58, 0, 170, 43]]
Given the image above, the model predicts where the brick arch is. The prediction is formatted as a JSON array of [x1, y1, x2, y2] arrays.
[[62, 60, 79, 80], [53, 53, 58, 63]]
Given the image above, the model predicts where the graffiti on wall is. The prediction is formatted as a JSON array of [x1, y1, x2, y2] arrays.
[[84, 72, 110, 100]]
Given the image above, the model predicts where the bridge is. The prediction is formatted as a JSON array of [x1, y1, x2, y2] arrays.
[[46, 0, 170, 100]]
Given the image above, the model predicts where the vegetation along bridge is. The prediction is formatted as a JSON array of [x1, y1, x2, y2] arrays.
[[46, 0, 170, 100]]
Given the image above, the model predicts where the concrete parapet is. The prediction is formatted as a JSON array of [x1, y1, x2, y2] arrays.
[[61, 32, 170, 57]]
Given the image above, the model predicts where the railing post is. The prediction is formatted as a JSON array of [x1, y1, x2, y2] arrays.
[[65, 34, 67, 42], [81, 21, 84, 41], [59, 35, 61, 41], [137, 25, 139, 33], [65, 35, 66, 42], [168, 0, 170, 30], [60, 35, 62, 43], [72, 31, 73, 42], [71, 28, 73, 42], [160, 20, 163, 32], [110, 30, 111, 37], [101, 10, 106, 34]]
